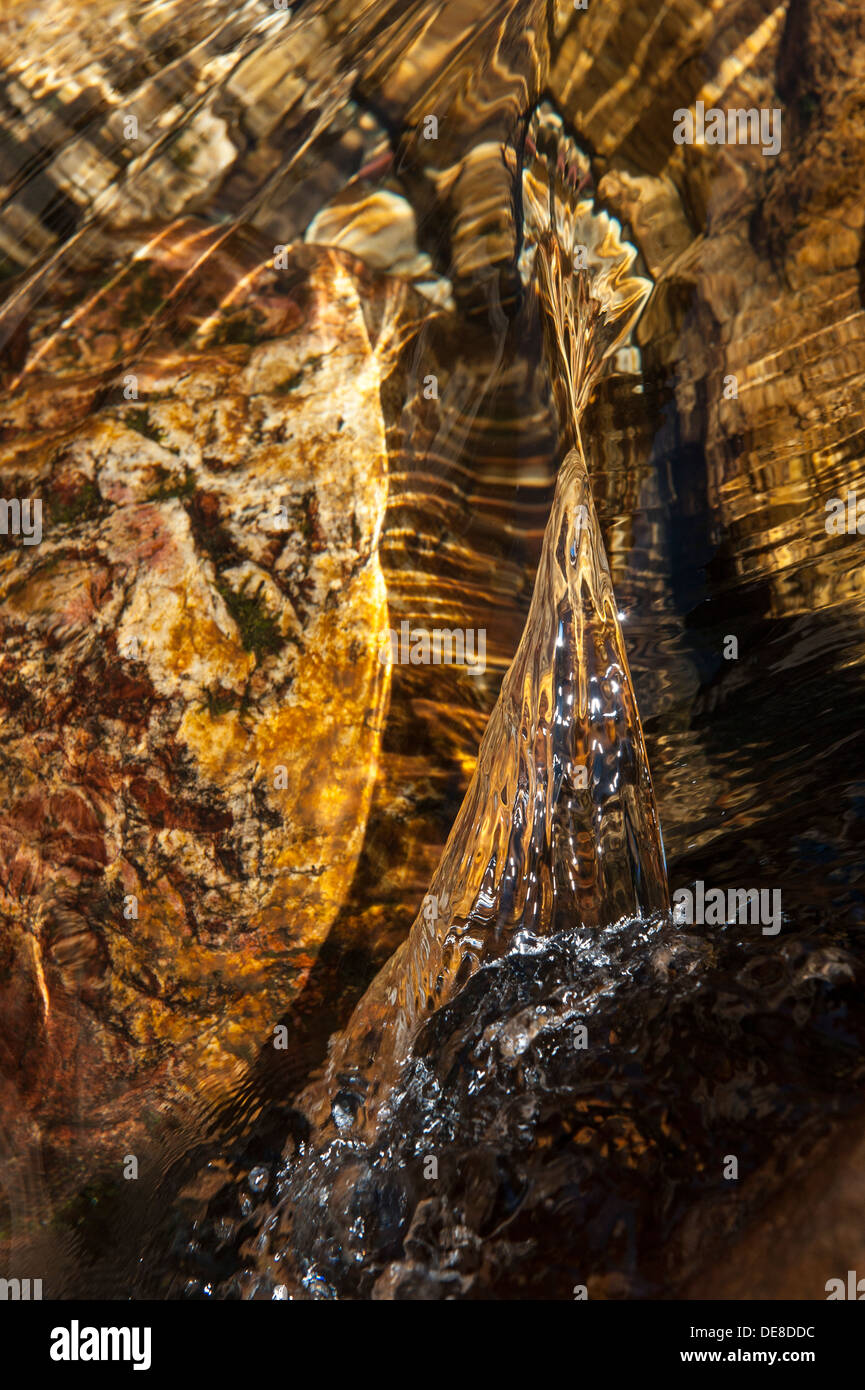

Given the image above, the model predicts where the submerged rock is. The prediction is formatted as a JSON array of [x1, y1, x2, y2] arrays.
[[0, 233, 391, 1206]]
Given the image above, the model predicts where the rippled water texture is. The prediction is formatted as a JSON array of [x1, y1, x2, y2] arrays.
[[2, 0, 865, 1301]]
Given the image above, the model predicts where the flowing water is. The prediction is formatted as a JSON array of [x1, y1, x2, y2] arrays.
[[2, 0, 865, 1301]]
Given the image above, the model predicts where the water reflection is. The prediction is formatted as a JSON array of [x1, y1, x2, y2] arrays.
[[2, 0, 865, 1300]]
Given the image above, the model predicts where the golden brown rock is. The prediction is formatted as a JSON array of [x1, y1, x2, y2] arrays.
[[0, 231, 392, 1193]]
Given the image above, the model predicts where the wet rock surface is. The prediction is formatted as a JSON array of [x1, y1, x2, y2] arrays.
[[0, 234, 392, 1213]]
